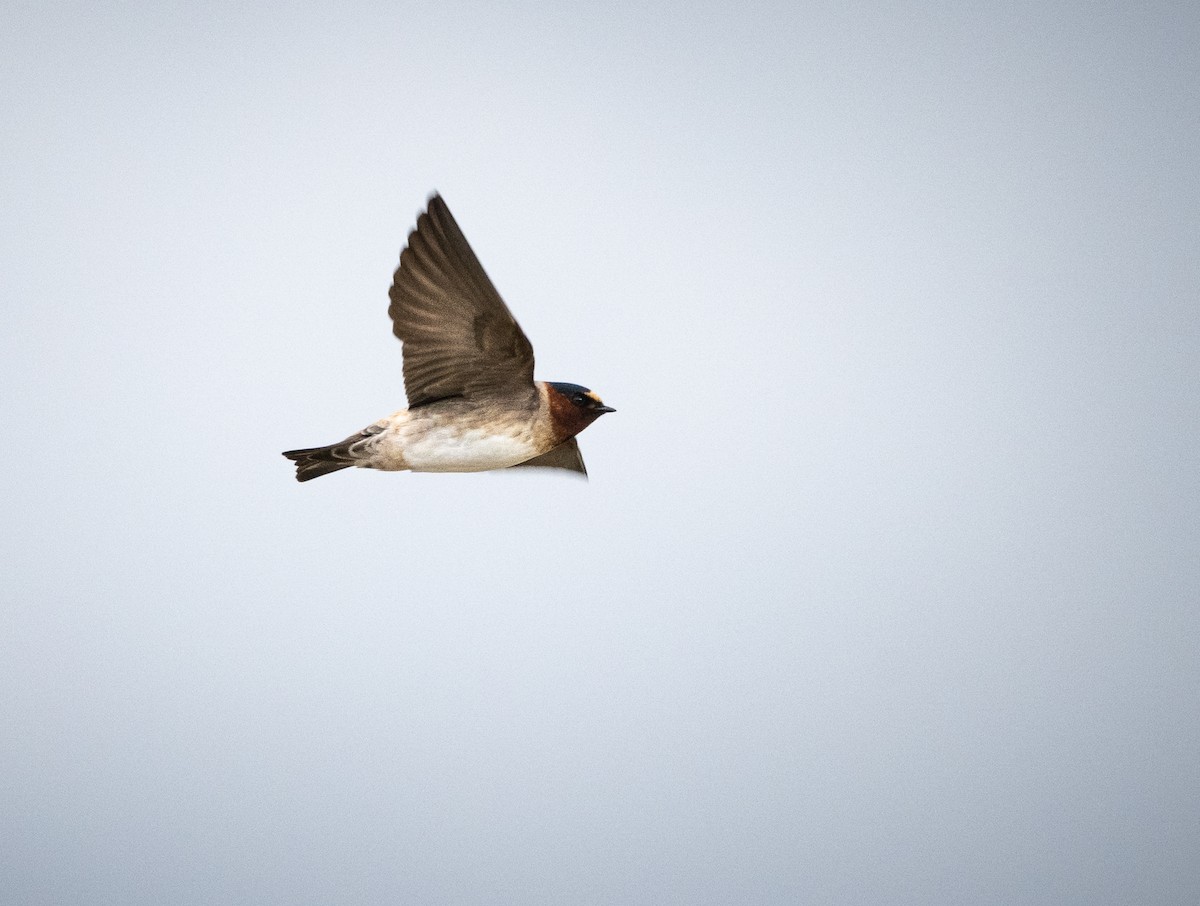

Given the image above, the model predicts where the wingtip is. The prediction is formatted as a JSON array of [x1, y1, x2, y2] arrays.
[[421, 192, 452, 232]]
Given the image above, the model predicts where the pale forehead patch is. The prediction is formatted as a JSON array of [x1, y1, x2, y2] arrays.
[[585, 390, 603, 404]]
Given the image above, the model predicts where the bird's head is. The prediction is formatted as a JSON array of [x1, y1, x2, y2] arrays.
[[546, 381, 616, 439]]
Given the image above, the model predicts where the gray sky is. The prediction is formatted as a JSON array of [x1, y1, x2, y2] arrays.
[[2, 1, 1198, 903]]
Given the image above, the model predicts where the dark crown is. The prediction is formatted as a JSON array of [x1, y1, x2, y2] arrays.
[[549, 382, 592, 396]]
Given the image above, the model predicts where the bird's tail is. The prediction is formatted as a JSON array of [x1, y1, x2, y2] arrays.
[[284, 424, 386, 482], [282, 444, 356, 482]]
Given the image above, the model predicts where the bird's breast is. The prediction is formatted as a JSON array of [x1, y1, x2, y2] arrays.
[[396, 418, 543, 472]]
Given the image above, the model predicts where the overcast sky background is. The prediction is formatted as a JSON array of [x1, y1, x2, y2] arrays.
[[2, 1, 1198, 903]]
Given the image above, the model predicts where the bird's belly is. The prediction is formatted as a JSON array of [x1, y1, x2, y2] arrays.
[[401, 426, 541, 473]]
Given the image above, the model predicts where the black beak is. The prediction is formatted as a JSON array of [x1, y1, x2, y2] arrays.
[[595, 405, 616, 414]]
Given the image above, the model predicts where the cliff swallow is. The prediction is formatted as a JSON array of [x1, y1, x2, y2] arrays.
[[283, 194, 614, 482]]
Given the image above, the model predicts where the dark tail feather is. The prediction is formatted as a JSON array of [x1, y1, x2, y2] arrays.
[[282, 445, 355, 482], [284, 425, 384, 482]]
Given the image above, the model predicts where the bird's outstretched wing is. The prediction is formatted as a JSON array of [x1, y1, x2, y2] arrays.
[[509, 437, 588, 477], [388, 195, 535, 408]]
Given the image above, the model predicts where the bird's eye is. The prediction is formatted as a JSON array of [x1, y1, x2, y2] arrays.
[[573, 394, 586, 405]]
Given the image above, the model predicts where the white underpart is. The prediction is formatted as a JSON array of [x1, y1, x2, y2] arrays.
[[368, 412, 540, 472], [405, 426, 538, 472]]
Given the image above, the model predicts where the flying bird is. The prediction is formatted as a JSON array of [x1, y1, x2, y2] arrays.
[[283, 195, 614, 482]]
